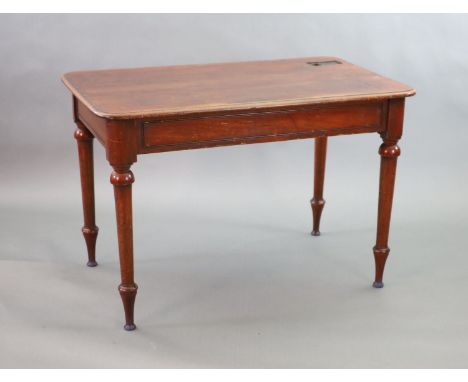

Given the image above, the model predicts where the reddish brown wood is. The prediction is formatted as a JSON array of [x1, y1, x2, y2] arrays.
[[76, 100, 108, 146], [311, 136, 327, 236], [63, 57, 415, 330], [62, 57, 414, 120], [140, 102, 383, 153], [373, 98, 405, 288], [74, 123, 98, 267], [110, 166, 137, 330]]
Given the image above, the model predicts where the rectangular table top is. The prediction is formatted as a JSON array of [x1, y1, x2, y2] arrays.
[[62, 56, 415, 120]]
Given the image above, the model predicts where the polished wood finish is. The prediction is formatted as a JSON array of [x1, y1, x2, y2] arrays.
[[311, 137, 327, 236], [74, 123, 98, 267], [110, 167, 137, 330], [140, 102, 383, 153], [373, 98, 404, 288], [63, 57, 414, 330], [62, 57, 414, 119]]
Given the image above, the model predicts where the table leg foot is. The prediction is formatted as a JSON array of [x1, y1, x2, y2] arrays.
[[373, 246, 390, 288], [119, 283, 138, 331], [82, 226, 99, 267], [310, 199, 325, 236]]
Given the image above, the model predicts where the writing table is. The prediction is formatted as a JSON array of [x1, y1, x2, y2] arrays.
[[62, 57, 415, 330]]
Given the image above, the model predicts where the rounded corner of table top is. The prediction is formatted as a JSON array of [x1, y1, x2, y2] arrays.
[[393, 87, 416, 100], [61, 70, 80, 89], [405, 88, 417, 97]]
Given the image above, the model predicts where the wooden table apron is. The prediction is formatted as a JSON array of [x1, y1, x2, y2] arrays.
[[65, 57, 414, 331]]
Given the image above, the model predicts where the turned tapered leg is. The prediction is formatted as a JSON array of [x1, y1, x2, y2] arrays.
[[373, 140, 400, 288], [111, 166, 138, 331], [311, 136, 327, 236], [75, 124, 99, 267]]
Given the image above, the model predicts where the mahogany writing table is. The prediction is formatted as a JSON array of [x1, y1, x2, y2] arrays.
[[62, 57, 415, 330]]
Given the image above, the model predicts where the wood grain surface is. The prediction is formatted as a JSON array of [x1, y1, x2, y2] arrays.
[[63, 57, 415, 120]]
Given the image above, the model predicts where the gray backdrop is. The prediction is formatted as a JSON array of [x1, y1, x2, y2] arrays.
[[1, 14, 468, 368]]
